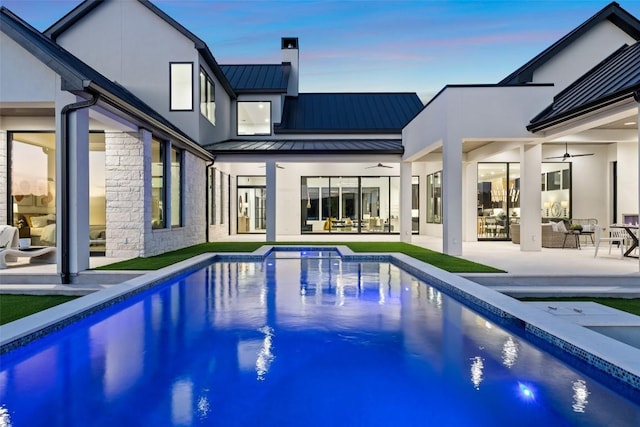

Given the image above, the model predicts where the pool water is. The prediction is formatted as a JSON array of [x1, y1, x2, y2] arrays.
[[1, 251, 639, 426]]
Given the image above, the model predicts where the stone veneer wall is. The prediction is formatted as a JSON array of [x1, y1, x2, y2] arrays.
[[105, 131, 146, 258], [0, 131, 7, 225], [144, 148, 207, 256], [105, 130, 207, 258]]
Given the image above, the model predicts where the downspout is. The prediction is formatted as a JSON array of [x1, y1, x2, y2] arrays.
[[60, 93, 100, 284], [205, 156, 216, 243]]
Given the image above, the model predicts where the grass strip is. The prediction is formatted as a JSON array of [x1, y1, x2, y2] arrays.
[[0, 294, 80, 325], [95, 241, 503, 273]]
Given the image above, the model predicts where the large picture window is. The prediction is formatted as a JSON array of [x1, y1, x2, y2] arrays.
[[200, 68, 215, 124], [237, 102, 271, 135], [9, 132, 57, 247], [426, 171, 442, 224], [300, 176, 400, 233], [170, 62, 193, 111]]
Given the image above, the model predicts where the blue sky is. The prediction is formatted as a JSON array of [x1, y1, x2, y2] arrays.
[[2, 0, 640, 101]]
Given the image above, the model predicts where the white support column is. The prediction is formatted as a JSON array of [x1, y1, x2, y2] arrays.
[[66, 108, 91, 273], [400, 161, 412, 242], [520, 143, 542, 251], [637, 107, 640, 271], [442, 134, 463, 256], [463, 162, 478, 242], [265, 160, 277, 241]]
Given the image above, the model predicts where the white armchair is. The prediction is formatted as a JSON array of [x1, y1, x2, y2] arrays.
[[594, 225, 625, 258]]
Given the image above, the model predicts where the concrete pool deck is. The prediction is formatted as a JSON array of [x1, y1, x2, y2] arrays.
[[0, 235, 638, 296]]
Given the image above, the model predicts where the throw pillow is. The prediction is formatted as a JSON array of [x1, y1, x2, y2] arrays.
[[556, 221, 567, 233], [550, 221, 559, 232], [582, 224, 592, 232], [31, 215, 50, 228]]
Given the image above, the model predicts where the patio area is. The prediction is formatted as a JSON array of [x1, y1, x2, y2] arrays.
[[1, 235, 637, 289]]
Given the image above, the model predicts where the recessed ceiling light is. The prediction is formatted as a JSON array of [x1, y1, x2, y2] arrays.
[[624, 121, 636, 126]]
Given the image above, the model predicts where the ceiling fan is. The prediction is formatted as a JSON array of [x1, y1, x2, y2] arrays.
[[545, 143, 594, 161], [259, 164, 285, 169], [365, 162, 393, 169]]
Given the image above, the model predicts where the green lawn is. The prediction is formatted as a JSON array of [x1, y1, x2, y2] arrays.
[[95, 241, 504, 273], [0, 294, 80, 325]]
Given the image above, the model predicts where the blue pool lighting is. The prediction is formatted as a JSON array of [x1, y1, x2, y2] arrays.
[[519, 383, 536, 400]]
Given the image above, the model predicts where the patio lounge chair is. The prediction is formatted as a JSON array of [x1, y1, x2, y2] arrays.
[[0, 225, 56, 268]]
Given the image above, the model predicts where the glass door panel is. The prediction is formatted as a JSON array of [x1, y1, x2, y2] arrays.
[[477, 163, 508, 240]]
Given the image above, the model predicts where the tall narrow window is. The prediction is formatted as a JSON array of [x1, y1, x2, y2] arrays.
[[170, 63, 193, 111], [426, 171, 442, 224], [200, 68, 216, 124], [171, 147, 182, 227], [412, 176, 419, 233], [151, 139, 166, 229], [237, 102, 271, 135]]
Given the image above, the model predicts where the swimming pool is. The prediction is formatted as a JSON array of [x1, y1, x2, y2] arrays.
[[1, 248, 640, 426]]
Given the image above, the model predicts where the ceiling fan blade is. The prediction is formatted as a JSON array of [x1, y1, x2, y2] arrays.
[[366, 163, 393, 169], [544, 156, 565, 159], [569, 153, 594, 157]]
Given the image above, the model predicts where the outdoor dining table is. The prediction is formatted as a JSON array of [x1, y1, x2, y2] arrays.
[[610, 224, 639, 258]]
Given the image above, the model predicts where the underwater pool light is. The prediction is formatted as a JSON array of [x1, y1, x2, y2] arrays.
[[519, 382, 535, 400]]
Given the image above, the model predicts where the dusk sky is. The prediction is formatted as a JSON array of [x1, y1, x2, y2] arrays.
[[2, 0, 640, 101]]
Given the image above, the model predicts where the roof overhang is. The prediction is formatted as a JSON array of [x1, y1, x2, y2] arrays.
[[204, 139, 404, 156]]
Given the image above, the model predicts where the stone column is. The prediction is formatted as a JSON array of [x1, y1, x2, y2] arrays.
[[105, 131, 146, 258]]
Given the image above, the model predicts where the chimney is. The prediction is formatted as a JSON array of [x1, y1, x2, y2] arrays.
[[281, 37, 299, 96]]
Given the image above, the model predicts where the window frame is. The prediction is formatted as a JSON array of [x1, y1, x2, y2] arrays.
[[200, 67, 216, 124], [236, 101, 272, 136], [170, 145, 183, 228], [170, 62, 194, 111], [151, 138, 167, 229]]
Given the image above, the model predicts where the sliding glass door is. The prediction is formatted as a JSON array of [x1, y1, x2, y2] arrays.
[[301, 176, 399, 233]]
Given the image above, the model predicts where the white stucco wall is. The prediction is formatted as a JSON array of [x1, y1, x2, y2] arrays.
[[0, 131, 6, 225], [55, 0, 231, 144], [403, 85, 557, 161], [532, 21, 636, 93], [0, 32, 58, 102]]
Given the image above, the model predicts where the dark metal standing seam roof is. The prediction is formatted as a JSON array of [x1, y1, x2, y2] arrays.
[[275, 93, 423, 133], [203, 139, 404, 155], [528, 41, 640, 132], [220, 64, 291, 93], [499, 2, 640, 85], [0, 6, 204, 153]]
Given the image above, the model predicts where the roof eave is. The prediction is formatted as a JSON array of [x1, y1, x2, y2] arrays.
[[87, 83, 213, 160], [274, 128, 402, 135], [527, 88, 640, 133]]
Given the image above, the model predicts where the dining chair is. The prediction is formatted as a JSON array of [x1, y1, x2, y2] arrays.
[[594, 225, 625, 258]]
